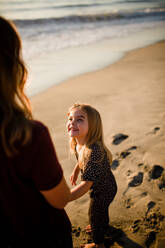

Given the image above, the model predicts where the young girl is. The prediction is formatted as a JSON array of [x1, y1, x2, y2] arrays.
[[67, 103, 117, 248]]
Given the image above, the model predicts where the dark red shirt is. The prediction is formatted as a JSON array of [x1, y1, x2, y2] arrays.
[[0, 121, 71, 242]]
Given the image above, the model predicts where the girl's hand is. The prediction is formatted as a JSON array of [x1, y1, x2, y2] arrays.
[[70, 181, 93, 201], [70, 163, 80, 186]]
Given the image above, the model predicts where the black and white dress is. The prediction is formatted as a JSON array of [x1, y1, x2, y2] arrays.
[[81, 142, 117, 244]]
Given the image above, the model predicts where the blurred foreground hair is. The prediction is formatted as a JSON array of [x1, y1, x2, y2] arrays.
[[0, 16, 33, 157]]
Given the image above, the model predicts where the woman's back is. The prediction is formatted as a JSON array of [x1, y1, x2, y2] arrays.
[[0, 120, 71, 246]]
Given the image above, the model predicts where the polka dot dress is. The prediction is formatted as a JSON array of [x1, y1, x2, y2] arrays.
[[81, 142, 117, 244]]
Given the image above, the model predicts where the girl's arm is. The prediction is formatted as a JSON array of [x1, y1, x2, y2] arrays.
[[69, 181, 93, 201], [70, 163, 80, 185]]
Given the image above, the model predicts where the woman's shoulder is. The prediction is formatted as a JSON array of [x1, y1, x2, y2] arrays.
[[31, 120, 49, 132], [30, 120, 51, 142]]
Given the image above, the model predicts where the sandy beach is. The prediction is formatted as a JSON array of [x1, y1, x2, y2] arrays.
[[31, 41, 165, 248]]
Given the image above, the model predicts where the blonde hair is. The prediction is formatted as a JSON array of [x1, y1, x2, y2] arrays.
[[67, 103, 112, 168], [0, 17, 33, 157]]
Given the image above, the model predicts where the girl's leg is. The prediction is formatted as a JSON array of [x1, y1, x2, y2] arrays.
[[88, 198, 110, 245]]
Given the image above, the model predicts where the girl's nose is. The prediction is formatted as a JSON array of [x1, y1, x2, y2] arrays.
[[71, 119, 76, 125], [69, 120, 74, 127]]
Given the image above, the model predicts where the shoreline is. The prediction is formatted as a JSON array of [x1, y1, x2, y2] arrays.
[[27, 25, 165, 97], [30, 38, 164, 100], [31, 40, 165, 247]]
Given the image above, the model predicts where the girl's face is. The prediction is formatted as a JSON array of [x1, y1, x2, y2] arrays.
[[67, 108, 89, 144]]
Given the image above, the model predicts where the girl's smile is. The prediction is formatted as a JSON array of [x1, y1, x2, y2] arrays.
[[67, 108, 89, 144]]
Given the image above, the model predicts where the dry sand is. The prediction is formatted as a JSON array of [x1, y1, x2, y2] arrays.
[[31, 41, 165, 248]]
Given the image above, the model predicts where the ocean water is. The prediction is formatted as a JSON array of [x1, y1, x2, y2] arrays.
[[0, 0, 165, 96]]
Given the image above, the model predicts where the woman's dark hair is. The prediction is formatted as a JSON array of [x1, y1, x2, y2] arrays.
[[0, 16, 33, 157]]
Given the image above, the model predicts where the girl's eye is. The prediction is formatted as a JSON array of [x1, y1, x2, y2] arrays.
[[77, 118, 83, 122]]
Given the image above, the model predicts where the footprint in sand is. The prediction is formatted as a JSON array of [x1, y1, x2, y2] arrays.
[[127, 146, 137, 151], [141, 191, 148, 197], [120, 150, 131, 158], [137, 163, 144, 167], [111, 159, 120, 170], [131, 219, 141, 233], [147, 126, 160, 135], [112, 133, 129, 145], [131, 211, 165, 237], [126, 170, 132, 176], [128, 172, 144, 187], [72, 226, 81, 237], [148, 165, 164, 181], [145, 201, 156, 216], [158, 180, 165, 190], [123, 172, 144, 195], [120, 146, 137, 159], [144, 211, 165, 236], [124, 198, 134, 209]]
